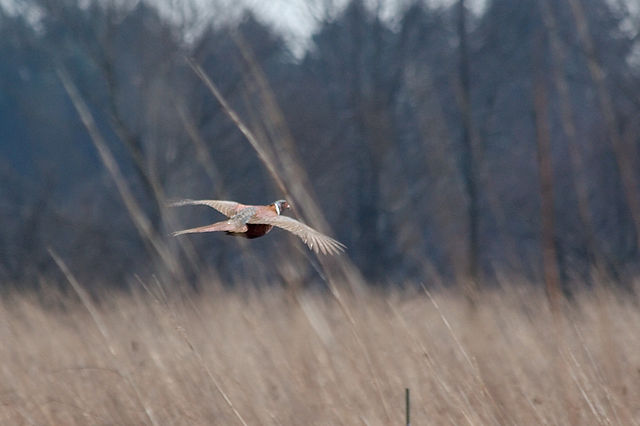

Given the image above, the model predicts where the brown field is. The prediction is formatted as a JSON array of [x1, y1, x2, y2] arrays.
[[1, 276, 639, 425]]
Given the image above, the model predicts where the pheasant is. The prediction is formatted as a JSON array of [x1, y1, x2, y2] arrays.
[[169, 199, 345, 255]]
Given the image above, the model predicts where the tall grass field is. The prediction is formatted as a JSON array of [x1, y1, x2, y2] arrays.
[[1, 276, 638, 425]]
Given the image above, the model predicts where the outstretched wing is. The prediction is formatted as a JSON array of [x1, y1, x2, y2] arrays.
[[255, 215, 345, 255], [168, 199, 240, 218]]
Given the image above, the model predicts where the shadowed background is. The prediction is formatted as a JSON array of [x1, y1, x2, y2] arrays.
[[3, 0, 640, 289]]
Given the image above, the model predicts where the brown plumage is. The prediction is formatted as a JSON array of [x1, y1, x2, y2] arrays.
[[169, 199, 345, 255]]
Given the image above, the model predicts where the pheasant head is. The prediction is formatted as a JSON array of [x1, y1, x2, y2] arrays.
[[273, 200, 290, 215]]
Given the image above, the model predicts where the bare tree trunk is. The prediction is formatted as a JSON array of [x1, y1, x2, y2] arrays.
[[540, 0, 603, 276], [567, 0, 640, 254], [532, 40, 562, 309], [457, 0, 480, 292]]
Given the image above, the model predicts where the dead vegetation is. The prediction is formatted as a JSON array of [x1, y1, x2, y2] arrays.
[[0, 277, 638, 425]]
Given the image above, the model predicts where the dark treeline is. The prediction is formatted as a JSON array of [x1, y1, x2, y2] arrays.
[[1, 0, 640, 289]]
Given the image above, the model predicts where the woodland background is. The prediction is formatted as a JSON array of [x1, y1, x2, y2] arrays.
[[1, 0, 640, 290]]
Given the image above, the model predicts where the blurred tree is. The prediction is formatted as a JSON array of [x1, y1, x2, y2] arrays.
[[456, 0, 481, 292], [567, 0, 640, 260], [1, 0, 639, 288], [532, 28, 561, 303], [540, 0, 605, 280]]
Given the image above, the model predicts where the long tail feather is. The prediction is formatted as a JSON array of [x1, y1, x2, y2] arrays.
[[171, 220, 244, 236]]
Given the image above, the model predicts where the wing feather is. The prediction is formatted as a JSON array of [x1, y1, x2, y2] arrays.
[[228, 207, 257, 226], [255, 215, 345, 255], [168, 199, 240, 218]]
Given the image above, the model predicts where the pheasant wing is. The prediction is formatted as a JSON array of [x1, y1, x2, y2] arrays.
[[228, 207, 257, 226], [257, 215, 345, 255], [168, 199, 239, 218]]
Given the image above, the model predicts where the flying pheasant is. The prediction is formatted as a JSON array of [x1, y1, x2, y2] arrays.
[[169, 199, 345, 255]]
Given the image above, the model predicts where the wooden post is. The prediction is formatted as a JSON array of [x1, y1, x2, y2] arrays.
[[405, 388, 410, 426]]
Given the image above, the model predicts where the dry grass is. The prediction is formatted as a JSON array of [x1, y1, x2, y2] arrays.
[[0, 277, 639, 425]]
